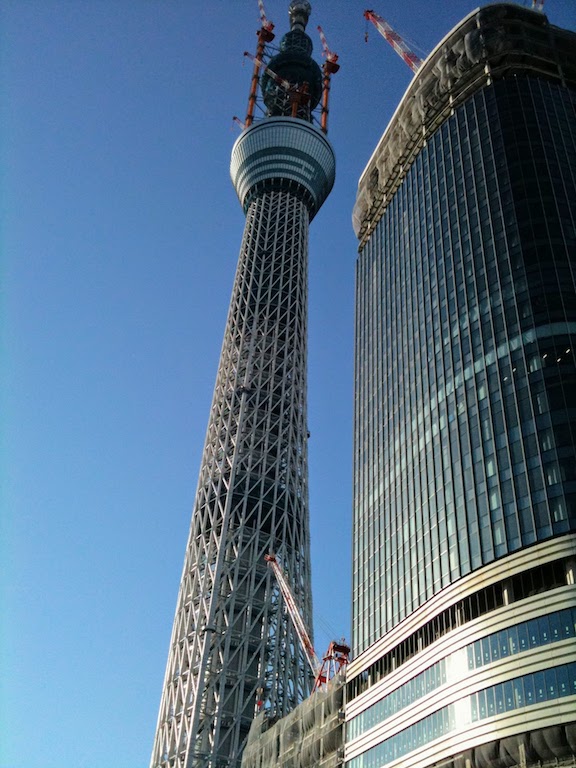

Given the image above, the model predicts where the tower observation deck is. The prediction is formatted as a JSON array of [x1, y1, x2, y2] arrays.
[[150, 3, 336, 768]]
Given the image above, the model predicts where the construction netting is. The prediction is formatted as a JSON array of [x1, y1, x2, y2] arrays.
[[241, 674, 345, 768]]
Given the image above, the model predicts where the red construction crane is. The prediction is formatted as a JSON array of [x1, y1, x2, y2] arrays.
[[315, 640, 351, 691], [317, 25, 340, 70], [258, 0, 274, 35], [245, 0, 276, 127], [243, 51, 311, 118], [265, 553, 350, 693], [317, 25, 340, 134], [243, 51, 293, 93], [364, 10, 423, 74]]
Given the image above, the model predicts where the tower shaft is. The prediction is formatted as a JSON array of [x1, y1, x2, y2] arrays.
[[151, 190, 314, 768], [151, 4, 335, 764]]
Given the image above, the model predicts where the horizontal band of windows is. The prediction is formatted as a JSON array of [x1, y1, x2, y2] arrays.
[[347, 661, 576, 768], [347, 557, 568, 700], [348, 606, 576, 741]]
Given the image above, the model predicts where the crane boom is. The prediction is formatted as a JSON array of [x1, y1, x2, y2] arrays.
[[265, 554, 351, 693], [317, 25, 339, 68], [244, 0, 275, 128], [258, 0, 274, 33], [364, 9, 423, 73], [243, 51, 292, 93], [265, 554, 320, 678], [316, 25, 340, 134]]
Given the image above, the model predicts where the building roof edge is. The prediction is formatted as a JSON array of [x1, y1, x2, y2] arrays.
[[353, 3, 576, 248]]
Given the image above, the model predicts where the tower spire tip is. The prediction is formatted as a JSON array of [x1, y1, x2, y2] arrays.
[[289, 1, 311, 31]]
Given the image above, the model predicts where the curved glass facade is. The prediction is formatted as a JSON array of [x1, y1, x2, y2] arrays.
[[349, 9, 576, 768], [349, 606, 576, 740], [353, 76, 576, 651], [347, 661, 576, 768]]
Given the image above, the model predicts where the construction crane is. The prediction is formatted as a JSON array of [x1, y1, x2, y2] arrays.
[[240, 1, 339, 132], [364, 9, 423, 74], [317, 25, 340, 134], [243, 51, 311, 118], [245, 0, 276, 127], [243, 51, 293, 94], [265, 553, 350, 693], [258, 0, 274, 35]]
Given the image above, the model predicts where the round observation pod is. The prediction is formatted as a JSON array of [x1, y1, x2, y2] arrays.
[[230, 117, 335, 219]]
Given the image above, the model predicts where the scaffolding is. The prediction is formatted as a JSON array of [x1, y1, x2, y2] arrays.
[[241, 674, 345, 768]]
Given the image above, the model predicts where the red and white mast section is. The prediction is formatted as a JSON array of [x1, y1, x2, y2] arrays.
[[265, 553, 350, 693], [364, 9, 423, 73]]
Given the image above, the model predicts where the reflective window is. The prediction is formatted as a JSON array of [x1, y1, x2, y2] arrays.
[[348, 607, 576, 740], [353, 74, 576, 653], [347, 662, 576, 768]]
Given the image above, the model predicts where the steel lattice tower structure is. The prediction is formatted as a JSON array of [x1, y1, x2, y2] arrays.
[[150, 4, 335, 767]]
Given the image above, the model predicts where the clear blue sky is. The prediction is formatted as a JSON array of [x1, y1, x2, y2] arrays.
[[1, 1, 574, 766]]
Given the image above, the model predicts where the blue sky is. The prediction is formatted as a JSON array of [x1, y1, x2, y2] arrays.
[[1, 1, 574, 766]]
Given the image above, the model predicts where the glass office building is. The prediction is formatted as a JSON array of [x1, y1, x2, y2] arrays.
[[348, 5, 576, 768]]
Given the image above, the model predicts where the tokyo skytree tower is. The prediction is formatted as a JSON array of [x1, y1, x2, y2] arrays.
[[150, 3, 337, 767]]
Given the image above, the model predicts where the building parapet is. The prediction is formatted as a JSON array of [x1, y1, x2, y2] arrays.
[[352, 3, 576, 249]]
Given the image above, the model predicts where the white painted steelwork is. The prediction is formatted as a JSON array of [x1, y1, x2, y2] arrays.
[[150, 12, 335, 766]]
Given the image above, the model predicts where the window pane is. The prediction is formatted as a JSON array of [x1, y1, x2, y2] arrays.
[[556, 664, 570, 696], [544, 667, 557, 700], [527, 618, 540, 647], [538, 614, 550, 643], [524, 674, 535, 705], [486, 686, 496, 716], [517, 623, 529, 651], [504, 680, 515, 711], [490, 633, 500, 661], [549, 612, 564, 641], [495, 683, 505, 713], [534, 671, 546, 701], [513, 676, 525, 707], [498, 629, 510, 657]]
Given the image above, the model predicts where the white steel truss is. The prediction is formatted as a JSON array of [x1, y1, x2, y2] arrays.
[[150, 189, 315, 768]]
